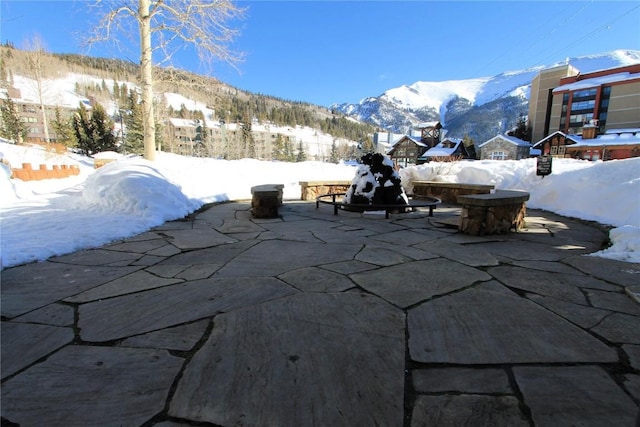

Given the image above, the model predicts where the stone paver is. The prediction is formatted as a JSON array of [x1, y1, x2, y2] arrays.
[[1, 346, 182, 426], [1, 201, 639, 426], [169, 292, 405, 426], [411, 395, 529, 427], [514, 366, 638, 426], [412, 368, 512, 394], [408, 282, 618, 364], [0, 262, 142, 318], [78, 276, 297, 342], [1, 322, 73, 379], [350, 258, 491, 308]]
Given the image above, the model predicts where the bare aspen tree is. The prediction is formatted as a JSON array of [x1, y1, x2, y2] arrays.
[[86, 0, 245, 161], [24, 35, 52, 144]]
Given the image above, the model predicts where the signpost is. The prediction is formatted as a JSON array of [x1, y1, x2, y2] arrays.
[[537, 155, 552, 177]]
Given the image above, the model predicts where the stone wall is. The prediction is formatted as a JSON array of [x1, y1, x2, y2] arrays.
[[300, 181, 352, 201], [457, 190, 530, 235], [459, 203, 527, 235], [412, 182, 494, 204]]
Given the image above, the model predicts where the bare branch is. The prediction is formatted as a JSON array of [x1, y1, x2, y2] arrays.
[[83, 0, 246, 161], [83, 1, 139, 53], [150, 0, 246, 70]]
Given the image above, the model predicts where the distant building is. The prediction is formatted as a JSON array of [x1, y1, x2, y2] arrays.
[[1, 86, 88, 144], [479, 135, 532, 160], [418, 137, 470, 162], [388, 121, 443, 166], [528, 63, 640, 160], [533, 126, 640, 161], [417, 121, 443, 149], [387, 136, 428, 167], [165, 119, 300, 159], [373, 131, 406, 154]]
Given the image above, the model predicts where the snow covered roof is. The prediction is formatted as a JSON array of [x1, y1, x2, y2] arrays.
[[552, 71, 640, 93], [533, 130, 640, 148], [167, 118, 221, 128], [569, 131, 640, 147], [479, 134, 532, 148], [605, 128, 640, 135], [419, 138, 464, 158], [416, 121, 442, 129], [390, 135, 427, 149]]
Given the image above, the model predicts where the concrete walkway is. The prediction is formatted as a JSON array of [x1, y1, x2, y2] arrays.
[[2, 200, 639, 426]]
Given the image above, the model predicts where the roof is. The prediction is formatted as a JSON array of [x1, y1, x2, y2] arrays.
[[570, 131, 640, 147], [167, 118, 221, 128], [416, 121, 442, 129], [533, 130, 640, 148], [419, 138, 464, 158], [552, 71, 640, 93], [390, 135, 428, 149], [479, 134, 532, 148]]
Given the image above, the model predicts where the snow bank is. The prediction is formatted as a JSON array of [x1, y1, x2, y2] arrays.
[[1, 140, 639, 268]]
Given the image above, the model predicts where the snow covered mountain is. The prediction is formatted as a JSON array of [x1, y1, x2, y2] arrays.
[[332, 50, 640, 143]]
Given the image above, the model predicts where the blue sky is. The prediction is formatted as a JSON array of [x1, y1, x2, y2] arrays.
[[1, 1, 639, 107]]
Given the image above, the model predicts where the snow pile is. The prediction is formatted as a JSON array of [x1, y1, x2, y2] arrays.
[[1, 140, 639, 268], [82, 157, 200, 224], [400, 157, 640, 262]]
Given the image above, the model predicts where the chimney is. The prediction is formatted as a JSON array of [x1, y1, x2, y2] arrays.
[[582, 119, 599, 140]]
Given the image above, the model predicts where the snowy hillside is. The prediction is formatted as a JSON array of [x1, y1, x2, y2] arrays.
[[6, 72, 355, 157], [332, 49, 640, 138]]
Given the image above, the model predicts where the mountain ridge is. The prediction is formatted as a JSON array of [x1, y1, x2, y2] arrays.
[[331, 49, 640, 142]]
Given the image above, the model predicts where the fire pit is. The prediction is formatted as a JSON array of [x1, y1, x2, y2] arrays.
[[316, 153, 441, 218]]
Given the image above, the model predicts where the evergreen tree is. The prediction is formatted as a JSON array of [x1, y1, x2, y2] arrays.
[[91, 103, 117, 152], [0, 57, 7, 84], [329, 141, 339, 163], [72, 103, 94, 155], [241, 112, 255, 158], [124, 90, 144, 154], [51, 106, 75, 147], [72, 102, 117, 156], [462, 135, 477, 159], [272, 134, 285, 161], [0, 96, 27, 143], [284, 139, 295, 162], [296, 141, 307, 162], [512, 116, 532, 142], [192, 119, 206, 157], [360, 136, 375, 153]]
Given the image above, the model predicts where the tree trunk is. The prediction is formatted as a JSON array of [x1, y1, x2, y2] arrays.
[[139, 0, 156, 161]]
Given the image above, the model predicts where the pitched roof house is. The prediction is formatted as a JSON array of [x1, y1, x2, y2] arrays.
[[418, 138, 470, 162], [479, 135, 532, 160], [387, 135, 428, 167], [533, 126, 640, 161]]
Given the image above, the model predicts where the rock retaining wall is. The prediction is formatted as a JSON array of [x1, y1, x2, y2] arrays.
[[412, 181, 494, 204], [300, 181, 352, 201]]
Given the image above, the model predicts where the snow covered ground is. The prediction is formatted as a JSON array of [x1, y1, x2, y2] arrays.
[[1, 140, 639, 269]]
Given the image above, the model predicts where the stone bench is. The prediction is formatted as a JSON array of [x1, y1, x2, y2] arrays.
[[300, 181, 352, 201], [457, 190, 530, 235], [411, 181, 494, 204], [251, 184, 284, 218]]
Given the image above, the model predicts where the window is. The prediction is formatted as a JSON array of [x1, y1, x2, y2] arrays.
[[573, 88, 597, 99], [490, 151, 506, 160], [569, 113, 593, 127], [571, 100, 595, 111]]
